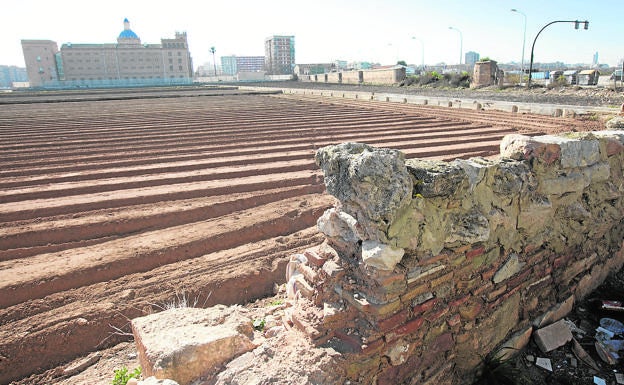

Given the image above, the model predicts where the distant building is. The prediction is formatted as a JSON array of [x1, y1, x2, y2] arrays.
[[0, 66, 28, 88], [221, 55, 265, 75], [264, 35, 295, 75], [21, 19, 193, 88], [21, 40, 60, 87], [465, 51, 480, 66], [293, 63, 335, 75], [592, 52, 599, 68]]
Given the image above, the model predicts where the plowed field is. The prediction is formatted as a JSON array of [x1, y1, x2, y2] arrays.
[[0, 88, 590, 384]]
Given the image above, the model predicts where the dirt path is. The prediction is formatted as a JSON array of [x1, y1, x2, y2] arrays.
[[0, 88, 596, 384]]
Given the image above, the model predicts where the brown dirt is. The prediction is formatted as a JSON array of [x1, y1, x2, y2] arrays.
[[0, 87, 609, 385]]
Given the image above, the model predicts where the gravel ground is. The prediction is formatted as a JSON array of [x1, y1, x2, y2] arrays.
[[236, 80, 624, 109]]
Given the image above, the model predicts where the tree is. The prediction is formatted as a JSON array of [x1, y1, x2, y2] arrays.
[[397, 60, 407, 67]]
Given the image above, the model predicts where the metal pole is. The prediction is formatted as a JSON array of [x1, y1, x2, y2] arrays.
[[511, 9, 527, 83], [411, 37, 424, 71], [448, 27, 463, 65], [528, 20, 589, 88]]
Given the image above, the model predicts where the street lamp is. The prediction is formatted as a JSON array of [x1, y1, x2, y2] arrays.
[[511, 8, 527, 83], [411, 36, 425, 71], [527, 20, 589, 87], [448, 26, 463, 65]]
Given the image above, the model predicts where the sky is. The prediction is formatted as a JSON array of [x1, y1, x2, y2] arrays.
[[2, 0, 622, 69]]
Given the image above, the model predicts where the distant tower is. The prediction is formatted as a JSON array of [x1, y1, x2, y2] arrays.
[[592, 52, 599, 67]]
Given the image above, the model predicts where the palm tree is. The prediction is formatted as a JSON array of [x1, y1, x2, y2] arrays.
[[210, 46, 217, 76]]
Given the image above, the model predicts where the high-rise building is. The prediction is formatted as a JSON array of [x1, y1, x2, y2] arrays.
[[221, 56, 265, 75], [465, 51, 480, 66], [0, 66, 28, 88], [264, 35, 295, 75], [22, 19, 193, 88]]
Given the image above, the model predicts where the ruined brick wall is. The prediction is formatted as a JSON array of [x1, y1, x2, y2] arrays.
[[287, 132, 624, 384]]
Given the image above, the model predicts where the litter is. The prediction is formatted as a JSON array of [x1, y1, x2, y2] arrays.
[[600, 318, 624, 334], [601, 300, 624, 312], [535, 357, 552, 372], [593, 376, 606, 385]]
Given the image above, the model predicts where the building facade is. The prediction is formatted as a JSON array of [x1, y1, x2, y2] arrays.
[[221, 55, 265, 75], [465, 51, 480, 66], [22, 19, 193, 88], [0, 66, 28, 88], [264, 35, 295, 75]]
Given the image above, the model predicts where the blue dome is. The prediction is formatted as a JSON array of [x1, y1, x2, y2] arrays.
[[118, 18, 139, 40], [119, 29, 139, 39]]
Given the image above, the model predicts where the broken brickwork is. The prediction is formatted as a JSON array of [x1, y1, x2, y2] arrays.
[[286, 132, 624, 384]]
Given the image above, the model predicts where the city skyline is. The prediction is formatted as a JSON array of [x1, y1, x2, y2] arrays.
[[2, 0, 622, 70]]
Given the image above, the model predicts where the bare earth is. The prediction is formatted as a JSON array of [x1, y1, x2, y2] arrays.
[[0, 85, 617, 385]]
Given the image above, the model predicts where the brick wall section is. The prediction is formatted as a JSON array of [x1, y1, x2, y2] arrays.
[[286, 131, 624, 384]]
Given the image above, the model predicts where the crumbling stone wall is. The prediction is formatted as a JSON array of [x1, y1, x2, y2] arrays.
[[287, 131, 624, 384]]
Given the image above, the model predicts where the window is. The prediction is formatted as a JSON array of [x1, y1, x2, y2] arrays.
[[178, 65, 183, 70]]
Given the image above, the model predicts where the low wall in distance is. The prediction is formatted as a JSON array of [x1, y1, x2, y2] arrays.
[[287, 131, 624, 384]]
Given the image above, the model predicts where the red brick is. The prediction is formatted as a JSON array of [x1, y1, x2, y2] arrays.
[[486, 284, 508, 302], [304, 249, 327, 267], [430, 271, 454, 290], [395, 317, 426, 336], [449, 294, 471, 308], [425, 307, 449, 322], [459, 300, 483, 320], [505, 267, 533, 290], [553, 254, 573, 269], [377, 309, 409, 333], [471, 281, 493, 297], [527, 249, 551, 267], [413, 298, 438, 314], [447, 313, 462, 327], [466, 246, 486, 260], [418, 252, 449, 266], [334, 329, 363, 352], [481, 265, 498, 281]]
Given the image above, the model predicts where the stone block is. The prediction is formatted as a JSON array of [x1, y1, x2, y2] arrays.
[[533, 135, 601, 168], [534, 295, 575, 328], [493, 254, 525, 284], [493, 326, 533, 362], [361, 240, 405, 271], [538, 172, 587, 196], [533, 319, 573, 353], [131, 306, 256, 385]]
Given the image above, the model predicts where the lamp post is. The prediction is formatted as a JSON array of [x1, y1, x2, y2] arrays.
[[511, 8, 527, 83], [210, 46, 217, 77], [411, 36, 425, 71], [448, 26, 463, 65], [527, 20, 589, 87]]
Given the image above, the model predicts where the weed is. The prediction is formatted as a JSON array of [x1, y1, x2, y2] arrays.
[[268, 299, 284, 306], [252, 318, 266, 331], [112, 366, 141, 385]]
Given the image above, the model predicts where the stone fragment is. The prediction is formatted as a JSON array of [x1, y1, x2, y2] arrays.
[[445, 210, 490, 245], [62, 351, 102, 376], [534, 295, 575, 328], [493, 254, 524, 284], [535, 357, 552, 372], [361, 240, 404, 271], [386, 339, 411, 366], [405, 159, 466, 197], [533, 319, 573, 353], [493, 326, 533, 362], [316, 208, 360, 242], [533, 134, 600, 168], [315, 142, 413, 240], [132, 306, 256, 385], [499, 134, 561, 165], [606, 116, 624, 129]]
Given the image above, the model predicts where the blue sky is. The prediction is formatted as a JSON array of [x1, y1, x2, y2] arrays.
[[2, 0, 622, 68]]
